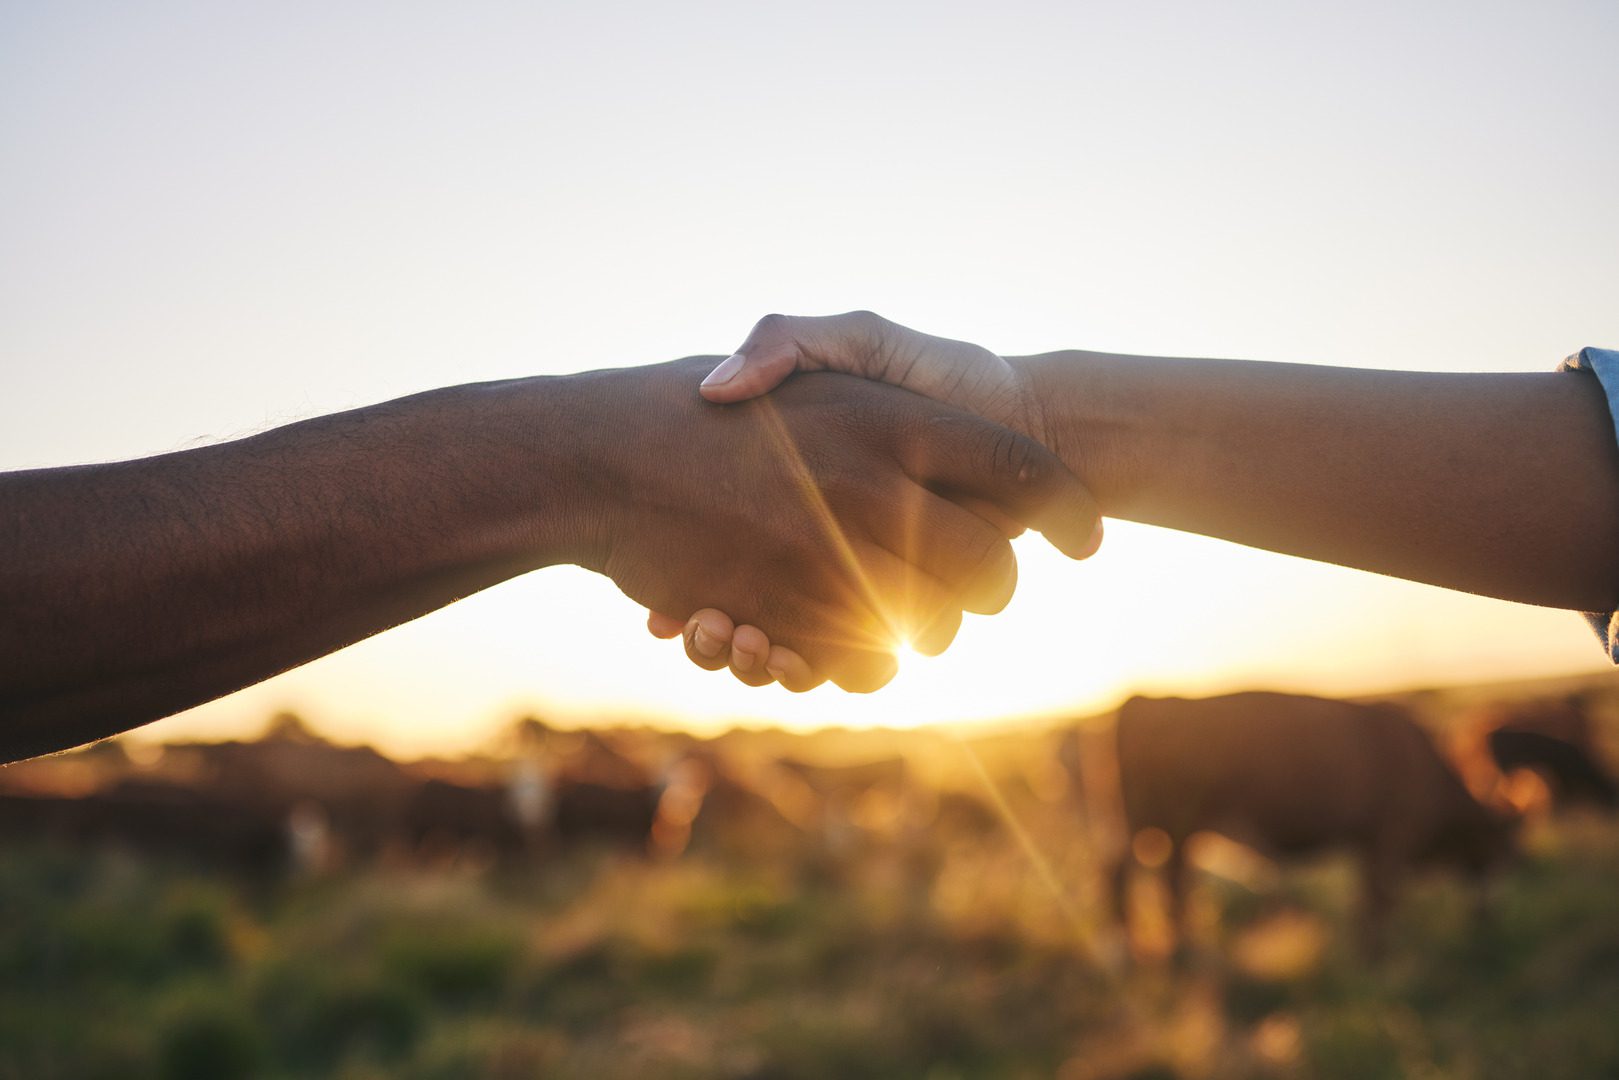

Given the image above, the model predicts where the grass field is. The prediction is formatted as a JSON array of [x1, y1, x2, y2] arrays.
[[3, 722, 1618, 1080]]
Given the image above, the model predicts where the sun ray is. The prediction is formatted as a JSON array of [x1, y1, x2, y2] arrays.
[[751, 397, 908, 650], [954, 734, 1113, 972]]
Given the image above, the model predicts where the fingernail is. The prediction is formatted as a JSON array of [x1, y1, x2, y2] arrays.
[[701, 353, 745, 388], [691, 623, 723, 658], [765, 663, 787, 682], [733, 648, 757, 674]]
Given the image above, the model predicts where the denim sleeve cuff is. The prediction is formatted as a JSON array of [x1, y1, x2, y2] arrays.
[[1558, 346, 1619, 661]]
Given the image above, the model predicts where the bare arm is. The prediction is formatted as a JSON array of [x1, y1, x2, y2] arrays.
[[0, 356, 1095, 762], [677, 314, 1619, 681], [1021, 350, 1619, 612], [0, 377, 596, 762]]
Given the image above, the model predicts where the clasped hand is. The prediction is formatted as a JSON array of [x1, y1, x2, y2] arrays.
[[594, 320, 1102, 693]]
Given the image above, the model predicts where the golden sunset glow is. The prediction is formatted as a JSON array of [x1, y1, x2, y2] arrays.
[[133, 523, 1608, 757]]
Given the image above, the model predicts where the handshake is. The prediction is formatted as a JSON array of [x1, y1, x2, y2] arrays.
[[9, 305, 1607, 762], [581, 312, 1104, 694], [4, 308, 1111, 761]]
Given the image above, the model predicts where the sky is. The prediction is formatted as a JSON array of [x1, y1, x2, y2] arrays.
[[3, 1, 1617, 755]]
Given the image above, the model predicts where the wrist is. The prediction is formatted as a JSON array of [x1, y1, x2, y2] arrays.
[[455, 374, 612, 573], [1009, 350, 1148, 517], [497, 357, 720, 576]]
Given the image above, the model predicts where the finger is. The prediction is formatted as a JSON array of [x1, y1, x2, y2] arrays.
[[702, 310, 1023, 429], [911, 604, 963, 657], [952, 496, 1026, 540], [767, 609, 897, 693], [830, 542, 964, 657], [893, 410, 1103, 560], [697, 543, 932, 692], [647, 611, 685, 639], [682, 609, 735, 672], [764, 646, 827, 693], [696, 610, 883, 691], [865, 481, 1020, 615], [728, 624, 777, 687], [756, 585, 903, 693], [831, 651, 899, 694], [699, 312, 876, 403]]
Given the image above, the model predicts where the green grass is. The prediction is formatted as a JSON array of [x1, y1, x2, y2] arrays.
[[2, 815, 1617, 1079]]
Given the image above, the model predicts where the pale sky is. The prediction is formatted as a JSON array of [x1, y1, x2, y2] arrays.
[[3, 1, 1617, 754]]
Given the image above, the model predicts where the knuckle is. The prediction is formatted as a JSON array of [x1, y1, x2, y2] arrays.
[[840, 310, 894, 372], [994, 429, 1046, 487], [842, 309, 886, 334], [753, 312, 790, 340]]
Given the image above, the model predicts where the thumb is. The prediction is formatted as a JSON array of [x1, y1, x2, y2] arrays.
[[697, 345, 801, 402], [699, 311, 882, 403]]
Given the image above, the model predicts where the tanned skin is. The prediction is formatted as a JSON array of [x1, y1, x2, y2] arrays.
[[674, 313, 1619, 682], [0, 356, 1100, 763]]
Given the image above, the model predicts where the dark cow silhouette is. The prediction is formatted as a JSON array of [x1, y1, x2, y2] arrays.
[[0, 717, 416, 872], [401, 778, 525, 860], [1108, 692, 1517, 956], [0, 780, 289, 873], [1481, 696, 1618, 811], [553, 779, 661, 847], [115, 715, 422, 867]]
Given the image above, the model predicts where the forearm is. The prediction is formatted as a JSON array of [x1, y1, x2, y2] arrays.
[[1019, 350, 1619, 612], [0, 376, 588, 761]]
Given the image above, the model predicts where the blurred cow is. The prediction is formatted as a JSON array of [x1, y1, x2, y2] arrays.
[[0, 779, 290, 874], [493, 721, 669, 855], [0, 717, 417, 873], [158, 716, 417, 866], [1108, 692, 1518, 956], [553, 779, 662, 848], [1478, 695, 1618, 812], [401, 778, 526, 862]]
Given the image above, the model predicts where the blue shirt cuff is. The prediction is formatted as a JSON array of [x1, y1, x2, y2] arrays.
[[1558, 346, 1619, 661]]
